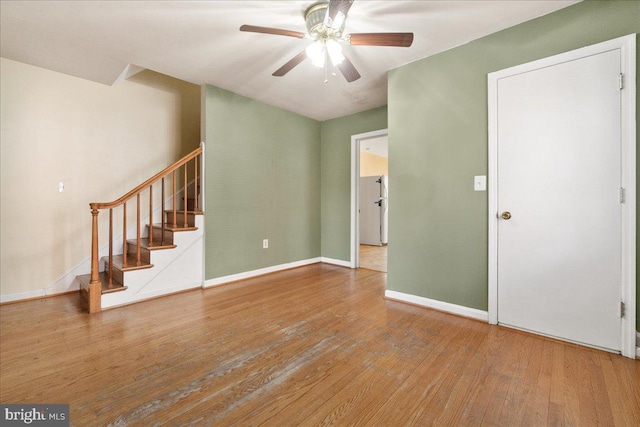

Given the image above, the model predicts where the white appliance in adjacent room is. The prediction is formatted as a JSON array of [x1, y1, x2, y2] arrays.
[[360, 175, 388, 246]]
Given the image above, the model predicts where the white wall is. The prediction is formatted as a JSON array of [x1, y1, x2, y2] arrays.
[[0, 58, 200, 300]]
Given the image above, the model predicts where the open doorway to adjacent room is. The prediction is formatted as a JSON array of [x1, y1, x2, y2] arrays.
[[351, 130, 388, 273]]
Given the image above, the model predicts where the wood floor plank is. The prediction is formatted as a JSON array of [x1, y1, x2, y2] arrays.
[[359, 244, 387, 272], [232, 305, 413, 426], [523, 339, 554, 426], [1, 263, 638, 426], [364, 313, 473, 425], [604, 351, 640, 426], [458, 327, 511, 426], [547, 342, 566, 427], [303, 306, 421, 426], [479, 328, 525, 427], [420, 324, 489, 426], [564, 345, 590, 426], [601, 355, 638, 427], [509, 334, 547, 425]]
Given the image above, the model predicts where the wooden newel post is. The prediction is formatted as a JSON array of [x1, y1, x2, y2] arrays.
[[89, 205, 101, 312]]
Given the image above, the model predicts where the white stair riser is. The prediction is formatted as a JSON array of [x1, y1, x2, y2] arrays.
[[101, 215, 203, 309]]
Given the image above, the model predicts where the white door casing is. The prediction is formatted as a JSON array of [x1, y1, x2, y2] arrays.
[[488, 35, 636, 358]]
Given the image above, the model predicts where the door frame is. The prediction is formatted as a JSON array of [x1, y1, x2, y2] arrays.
[[350, 128, 388, 269], [487, 34, 636, 358]]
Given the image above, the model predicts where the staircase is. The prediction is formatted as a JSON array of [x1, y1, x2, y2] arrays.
[[78, 145, 204, 313]]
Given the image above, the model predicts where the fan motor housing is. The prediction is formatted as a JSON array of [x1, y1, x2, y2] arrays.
[[304, 2, 344, 38], [304, 2, 328, 35]]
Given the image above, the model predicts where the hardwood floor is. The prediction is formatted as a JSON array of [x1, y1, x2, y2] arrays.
[[359, 244, 387, 272], [1, 264, 638, 426]]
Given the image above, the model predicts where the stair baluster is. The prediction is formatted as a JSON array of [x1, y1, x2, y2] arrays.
[[149, 184, 153, 246], [194, 157, 199, 212], [161, 178, 166, 246], [136, 194, 141, 266], [173, 171, 177, 228], [108, 208, 113, 287], [183, 163, 188, 228], [123, 202, 128, 268]]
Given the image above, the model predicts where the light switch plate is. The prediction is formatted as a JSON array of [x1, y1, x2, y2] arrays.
[[474, 175, 486, 191]]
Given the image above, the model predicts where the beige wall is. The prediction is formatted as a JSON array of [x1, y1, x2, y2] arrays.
[[0, 58, 200, 298], [360, 152, 388, 177]]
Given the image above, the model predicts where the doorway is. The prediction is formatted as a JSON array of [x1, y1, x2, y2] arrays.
[[350, 129, 388, 271], [359, 137, 388, 272], [488, 35, 636, 358]]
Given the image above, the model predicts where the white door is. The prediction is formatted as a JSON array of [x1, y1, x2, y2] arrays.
[[496, 49, 622, 351], [360, 176, 382, 246]]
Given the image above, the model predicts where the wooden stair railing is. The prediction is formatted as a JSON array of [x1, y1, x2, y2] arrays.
[[85, 146, 203, 313]]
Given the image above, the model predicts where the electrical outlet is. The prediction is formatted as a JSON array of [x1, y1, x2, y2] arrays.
[[263, 239, 269, 249], [58, 181, 65, 193]]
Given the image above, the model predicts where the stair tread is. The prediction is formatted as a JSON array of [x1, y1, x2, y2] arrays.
[[165, 210, 204, 215], [77, 272, 128, 295], [103, 254, 154, 271], [126, 238, 177, 251], [151, 223, 198, 232]]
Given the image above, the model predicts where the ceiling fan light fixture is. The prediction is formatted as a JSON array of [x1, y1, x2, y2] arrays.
[[306, 41, 325, 67], [306, 39, 344, 68], [240, 0, 413, 83]]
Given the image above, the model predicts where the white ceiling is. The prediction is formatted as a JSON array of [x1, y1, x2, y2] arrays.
[[361, 136, 388, 158], [0, 1, 578, 121]]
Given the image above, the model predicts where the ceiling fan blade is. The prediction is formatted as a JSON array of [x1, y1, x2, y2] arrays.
[[240, 25, 305, 39], [272, 51, 308, 77], [337, 55, 361, 83], [324, 0, 354, 29], [349, 32, 414, 47]]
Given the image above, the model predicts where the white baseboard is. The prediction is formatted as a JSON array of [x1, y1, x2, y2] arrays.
[[320, 257, 351, 268], [0, 288, 47, 304], [203, 257, 322, 288], [385, 290, 489, 322]]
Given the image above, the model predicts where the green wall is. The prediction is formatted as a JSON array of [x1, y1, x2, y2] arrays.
[[204, 85, 321, 279], [388, 0, 639, 331], [320, 106, 388, 261]]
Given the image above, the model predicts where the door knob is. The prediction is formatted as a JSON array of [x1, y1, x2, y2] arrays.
[[501, 211, 512, 220]]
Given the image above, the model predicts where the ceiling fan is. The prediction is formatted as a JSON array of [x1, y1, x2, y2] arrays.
[[240, 0, 414, 83]]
